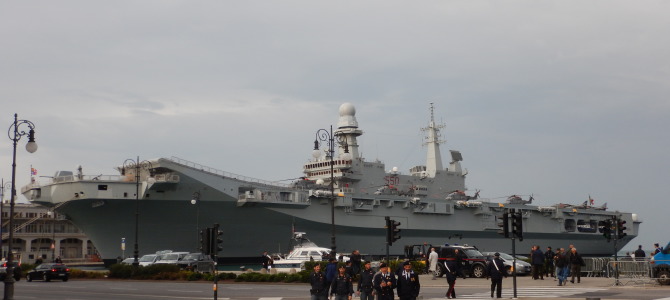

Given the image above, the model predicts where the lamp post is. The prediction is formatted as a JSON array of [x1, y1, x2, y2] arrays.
[[313, 125, 349, 259], [190, 192, 200, 251], [121, 157, 153, 267], [5, 113, 38, 300]]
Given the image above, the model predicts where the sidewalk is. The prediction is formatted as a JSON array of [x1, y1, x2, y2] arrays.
[[418, 273, 657, 288]]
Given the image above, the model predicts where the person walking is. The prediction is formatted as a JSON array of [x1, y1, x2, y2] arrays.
[[351, 250, 362, 275], [356, 261, 375, 300], [634, 245, 645, 261], [261, 251, 273, 270], [486, 253, 507, 298], [428, 248, 438, 280], [325, 258, 338, 295], [372, 263, 396, 300], [330, 264, 354, 300], [653, 243, 663, 256], [544, 246, 555, 278], [531, 245, 544, 280], [396, 261, 420, 300], [310, 264, 329, 300], [569, 248, 584, 284], [454, 249, 467, 279], [554, 248, 569, 286], [443, 260, 457, 299]]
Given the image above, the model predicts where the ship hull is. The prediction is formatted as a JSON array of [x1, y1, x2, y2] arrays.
[[54, 195, 634, 260]]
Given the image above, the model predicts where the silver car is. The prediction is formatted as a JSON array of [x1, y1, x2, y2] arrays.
[[481, 252, 532, 276]]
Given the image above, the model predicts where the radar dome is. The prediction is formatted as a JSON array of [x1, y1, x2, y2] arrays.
[[338, 103, 358, 129], [339, 103, 356, 117]]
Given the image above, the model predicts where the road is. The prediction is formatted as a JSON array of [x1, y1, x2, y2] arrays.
[[6, 274, 670, 299]]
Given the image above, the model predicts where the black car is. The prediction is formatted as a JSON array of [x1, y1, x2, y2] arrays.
[[434, 244, 488, 278], [26, 263, 70, 282], [0, 261, 22, 281], [177, 253, 215, 273]]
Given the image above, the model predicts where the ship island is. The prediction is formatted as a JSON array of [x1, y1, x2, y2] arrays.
[[22, 103, 640, 265]]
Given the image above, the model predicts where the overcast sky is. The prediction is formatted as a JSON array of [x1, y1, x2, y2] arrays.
[[1, 1, 668, 252]]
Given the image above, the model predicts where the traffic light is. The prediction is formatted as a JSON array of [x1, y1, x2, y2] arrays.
[[497, 212, 510, 238], [511, 211, 523, 241], [385, 216, 401, 245], [601, 219, 612, 242], [210, 223, 223, 255], [617, 218, 627, 240], [200, 227, 212, 255], [390, 220, 401, 244]]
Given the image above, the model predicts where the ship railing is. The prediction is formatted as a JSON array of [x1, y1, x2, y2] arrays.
[[51, 174, 124, 184], [166, 156, 294, 189]]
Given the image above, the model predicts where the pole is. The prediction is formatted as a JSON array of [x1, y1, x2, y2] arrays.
[[133, 156, 140, 267], [213, 223, 219, 300], [613, 215, 620, 286], [512, 235, 518, 298], [329, 125, 336, 259]]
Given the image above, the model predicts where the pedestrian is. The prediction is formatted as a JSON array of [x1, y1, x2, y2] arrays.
[[443, 260, 457, 299], [486, 252, 507, 298], [544, 246, 555, 278], [653, 243, 663, 256], [345, 260, 356, 280], [531, 245, 544, 280], [356, 261, 375, 300], [372, 263, 396, 300], [395, 259, 409, 277], [396, 261, 420, 300], [330, 264, 354, 300], [351, 250, 362, 275], [554, 248, 569, 286], [54, 256, 62, 263], [454, 249, 467, 279], [325, 258, 338, 295], [428, 248, 438, 280], [310, 264, 329, 300], [634, 245, 645, 261], [569, 248, 584, 284], [261, 251, 273, 270]]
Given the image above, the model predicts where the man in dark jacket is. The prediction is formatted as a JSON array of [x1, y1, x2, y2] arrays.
[[454, 249, 467, 279], [357, 261, 375, 300], [373, 263, 396, 300], [531, 245, 544, 280], [544, 247, 555, 278], [325, 258, 338, 295], [396, 261, 420, 300], [554, 248, 569, 286], [310, 264, 328, 300], [350, 250, 362, 274], [443, 260, 458, 299], [634, 245, 645, 261], [569, 248, 584, 284], [330, 264, 354, 300], [486, 253, 507, 298]]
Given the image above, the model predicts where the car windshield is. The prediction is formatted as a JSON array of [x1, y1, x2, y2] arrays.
[[161, 254, 180, 260], [183, 254, 199, 260], [139, 255, 156, 262], [498, 253, 515, 260]]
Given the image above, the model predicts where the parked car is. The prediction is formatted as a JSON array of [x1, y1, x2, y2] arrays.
[[26, 263, 70, 282], [138, 254, 160, 266], [154, 252, 189, 265], [177, 253, 215, 273], [481, 252, 532, 276], [0, 261, 22, 281], [434, 244, 488, 278], [120, 258, 135, 265]]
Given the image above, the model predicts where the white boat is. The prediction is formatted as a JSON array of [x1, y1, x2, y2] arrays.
[[270, 232, 348, 273]]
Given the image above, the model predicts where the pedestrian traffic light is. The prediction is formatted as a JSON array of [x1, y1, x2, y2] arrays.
[[617, 219, 627, 240], [511, 211, 523, 241], [210, 223, 224, 255], [200, 227, 212, 255], [601, 219, 612, 242], [497, 212, 510, 238]]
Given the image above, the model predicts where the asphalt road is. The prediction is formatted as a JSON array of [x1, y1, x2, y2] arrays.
[[5, 274, 670, 300]]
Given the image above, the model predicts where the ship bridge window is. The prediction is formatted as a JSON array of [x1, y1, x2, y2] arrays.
[[98, 185, 108, 191], [577, 220, 598, 233], [564, 219, 576, 232]]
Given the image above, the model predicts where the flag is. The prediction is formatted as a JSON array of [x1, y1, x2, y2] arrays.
[[589, 195, 594, 205], [31, 168, 37, 175]]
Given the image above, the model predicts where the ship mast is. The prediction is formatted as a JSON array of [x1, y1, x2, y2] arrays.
[[421, 103, 445, 177]]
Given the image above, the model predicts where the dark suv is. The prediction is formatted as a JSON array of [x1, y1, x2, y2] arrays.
[[177, 253, 215, 273], [434, 244, 488, 278], [0, 261, 21, 281]]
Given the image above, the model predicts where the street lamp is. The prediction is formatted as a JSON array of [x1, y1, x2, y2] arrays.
[[5, 113, 37, 300], [190, 192, 200, 251], [313, 125, 349, 259], [121, 157, 153, 267]]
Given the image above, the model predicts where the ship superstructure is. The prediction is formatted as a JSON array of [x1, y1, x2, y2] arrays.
[[21, 103, 640, 263]]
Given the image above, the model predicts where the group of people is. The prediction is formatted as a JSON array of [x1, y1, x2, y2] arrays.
[[626, 243, 664, 260], [310, 253, 420, 300], [530, 244, 585, 286]]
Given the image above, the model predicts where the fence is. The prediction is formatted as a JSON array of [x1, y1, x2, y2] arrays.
[[581, 257, 661, 286]]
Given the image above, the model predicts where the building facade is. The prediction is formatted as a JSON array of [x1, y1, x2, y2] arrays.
[[1, 202, 99, 264]]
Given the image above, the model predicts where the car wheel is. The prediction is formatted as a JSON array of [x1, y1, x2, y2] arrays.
[[434, 265, 444, 277], [62, 276, 69, 282], [657, 269, 670, 285], [43, 274, 50, 282], [472, 264, 486, 278], [26, 274, 32, 282]]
